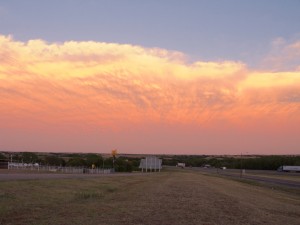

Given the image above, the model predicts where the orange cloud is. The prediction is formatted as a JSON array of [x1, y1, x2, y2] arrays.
[[0, 35, 300, 154], [1, 35, 300, 128]]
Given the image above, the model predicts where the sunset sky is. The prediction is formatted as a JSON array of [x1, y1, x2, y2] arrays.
[[0, 1, 300, 155]]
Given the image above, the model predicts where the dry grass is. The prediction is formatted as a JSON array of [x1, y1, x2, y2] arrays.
[[0, 169, 299, 225]]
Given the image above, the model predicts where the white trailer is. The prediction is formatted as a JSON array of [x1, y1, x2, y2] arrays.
[[277, 165, 300, 172], [177, 163, 185, 168]]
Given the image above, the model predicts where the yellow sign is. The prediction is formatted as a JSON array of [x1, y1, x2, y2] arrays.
[[112, 149, 117, 157]]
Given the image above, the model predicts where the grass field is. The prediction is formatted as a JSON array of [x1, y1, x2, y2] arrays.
[[0, 169, 299, 225]]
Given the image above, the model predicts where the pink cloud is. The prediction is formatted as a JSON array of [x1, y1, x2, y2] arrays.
[[261, 38, 300, 71], [0, 35, 299, 154]]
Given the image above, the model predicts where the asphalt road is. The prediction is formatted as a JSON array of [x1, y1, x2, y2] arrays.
[[188, 167, 300, 189]]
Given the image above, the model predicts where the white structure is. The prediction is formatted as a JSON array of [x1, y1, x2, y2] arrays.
[[139, 156, 162, 172], [7, 163, 112, 174], [277, 166, 300, 172], [177, 163, 185, 168]]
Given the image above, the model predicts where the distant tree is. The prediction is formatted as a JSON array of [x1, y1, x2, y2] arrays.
[[9, 153, 20, 162], [292, 156, 300, 166], [115, 158, 133, 172], [104, 157, 113, 168], [0, 153, 6, 160], [85, 154, 103, 168], [67, 157, 86, 167], [186, 157, 206, 167], [21, 152, 38, 163], [130, 158, 140, 171], [44, 155, 66, 166]]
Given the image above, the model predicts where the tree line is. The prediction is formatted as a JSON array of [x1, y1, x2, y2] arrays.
[[0, 152, 140, 172], [1, 152, 299, 171], [162, 155, 300, 170]]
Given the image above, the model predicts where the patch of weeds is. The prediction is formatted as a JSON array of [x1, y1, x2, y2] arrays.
[[105, 186, 117, 193], [74, 191, 104, 200], [235, 178, 259, 186], [0, 192, 15, 200], [101, 184, 118, 193]]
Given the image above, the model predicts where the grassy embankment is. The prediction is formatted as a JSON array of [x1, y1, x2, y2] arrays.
[[0, 169, 299, 225]]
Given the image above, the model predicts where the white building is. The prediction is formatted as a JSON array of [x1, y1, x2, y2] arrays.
[[139, 156, 162, 172]]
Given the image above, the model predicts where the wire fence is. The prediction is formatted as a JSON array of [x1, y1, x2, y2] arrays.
[[8, 163, 113, 174]]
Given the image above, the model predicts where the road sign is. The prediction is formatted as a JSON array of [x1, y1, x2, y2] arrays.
[[112, 149, 117, 158]]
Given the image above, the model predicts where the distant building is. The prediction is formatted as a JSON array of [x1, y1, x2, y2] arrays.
[[139, 156, 162, 172]]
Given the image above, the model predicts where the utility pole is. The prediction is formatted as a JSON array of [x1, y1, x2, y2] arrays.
[[240, 152, 248, 178], [240, 152, 243, 178], [111, 149, 117, 172]]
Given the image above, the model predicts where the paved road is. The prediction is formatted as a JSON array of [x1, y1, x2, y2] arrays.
[[188, 167, 300, 189]]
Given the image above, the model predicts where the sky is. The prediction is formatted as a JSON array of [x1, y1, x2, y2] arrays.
[[0, 0, 300, 155]]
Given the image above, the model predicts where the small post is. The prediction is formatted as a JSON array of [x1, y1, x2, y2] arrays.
[[103, 160, 105, 174], [240, 152, 243, 178]]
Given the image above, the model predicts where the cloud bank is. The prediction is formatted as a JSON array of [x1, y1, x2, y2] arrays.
[[0, 35, 299, 154], [261, 37, 300, 71]]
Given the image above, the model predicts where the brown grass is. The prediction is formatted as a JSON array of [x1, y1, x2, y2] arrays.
[[0, 169, 299, 225]]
